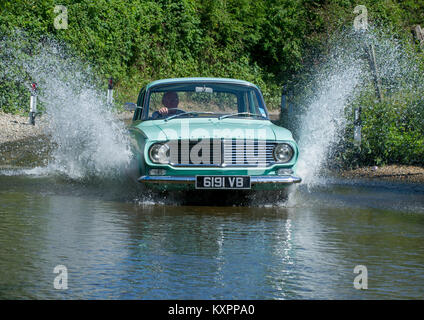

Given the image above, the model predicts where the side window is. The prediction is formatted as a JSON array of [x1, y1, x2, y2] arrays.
[[251, 91, 266, 117], [133, 89, 145, 121], [257, 97, 267, 118], [243, 91, 265, 116]]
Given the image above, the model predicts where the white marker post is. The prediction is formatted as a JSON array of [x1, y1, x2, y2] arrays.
[[354, 107, 362, 147], [107, 77, 114, 105], [29, 82, 37, 125]]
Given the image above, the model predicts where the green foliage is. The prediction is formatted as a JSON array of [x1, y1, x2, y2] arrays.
[[1, 0, 424, 165], [332, 86, 424, 168], [0, 0, 318, 110], [360, 96, 424, 166]]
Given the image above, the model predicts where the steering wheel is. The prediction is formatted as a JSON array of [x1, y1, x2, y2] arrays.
[[151, 108, 186, 119]]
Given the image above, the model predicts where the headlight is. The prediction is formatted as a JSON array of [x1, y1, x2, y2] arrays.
[[273, 143, 294, 163], [149, 143, 170, 164], [277, 168, 294, 175]]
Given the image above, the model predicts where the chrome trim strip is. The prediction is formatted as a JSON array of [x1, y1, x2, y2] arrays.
[[138, 176, 196, 184], [138, 175, 302, 184], [170, 163, 222, 167], [251, 176, 302, 184]]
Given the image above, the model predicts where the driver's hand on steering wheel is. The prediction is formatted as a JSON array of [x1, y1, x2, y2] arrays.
[[158, 107, 169, 115]]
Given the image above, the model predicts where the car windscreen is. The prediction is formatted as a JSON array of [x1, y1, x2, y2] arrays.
[[146, 83, 268, 120]]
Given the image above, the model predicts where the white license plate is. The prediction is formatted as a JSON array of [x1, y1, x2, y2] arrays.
[[195, 176, 251, 189]]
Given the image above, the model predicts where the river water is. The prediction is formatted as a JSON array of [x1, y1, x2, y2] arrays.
[[0, 172, 423, 299], [1, 29, 423, 300]]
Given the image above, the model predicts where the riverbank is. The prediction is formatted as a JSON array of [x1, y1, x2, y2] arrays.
[[0, 110, 134, 145], [0, 111, 46, 144], [338, 165, 424, 183]]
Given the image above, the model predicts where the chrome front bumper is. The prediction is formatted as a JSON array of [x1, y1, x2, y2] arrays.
[[138, 175, 302, 184]]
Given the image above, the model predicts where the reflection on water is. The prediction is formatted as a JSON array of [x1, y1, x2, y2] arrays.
[[0, 174, 423, 299]]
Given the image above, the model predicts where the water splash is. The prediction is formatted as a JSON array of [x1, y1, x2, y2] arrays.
[[293, 28, 423, 188], [1, 31, 132, 180], [296, 59, 364, 186]]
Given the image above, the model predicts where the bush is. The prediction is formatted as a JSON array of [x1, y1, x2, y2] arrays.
[[1, 0, 424, 166]]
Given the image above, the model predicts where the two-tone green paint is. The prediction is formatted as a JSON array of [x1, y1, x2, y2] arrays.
[[129, 118, 299, 190], [128, 78, 301, 191]]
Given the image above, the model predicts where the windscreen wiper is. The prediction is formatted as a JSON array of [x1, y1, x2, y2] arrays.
[[165, 111, 215, 122], [218, 112, 266, 120]]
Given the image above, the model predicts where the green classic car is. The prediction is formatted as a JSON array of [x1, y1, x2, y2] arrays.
[[128, 77, 301, 192]]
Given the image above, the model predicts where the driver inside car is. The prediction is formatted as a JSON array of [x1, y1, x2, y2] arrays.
[[158, 91, 179, 116]]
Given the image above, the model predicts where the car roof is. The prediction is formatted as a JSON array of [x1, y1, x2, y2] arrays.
[[145, 77, 260, 91]]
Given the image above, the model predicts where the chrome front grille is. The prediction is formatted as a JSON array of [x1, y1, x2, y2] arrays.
[[168, 139, 276, 167], [223, 139, 276, 167], [169, 139, 222, 166]]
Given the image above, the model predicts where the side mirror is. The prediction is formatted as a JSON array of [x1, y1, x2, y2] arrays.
[[124, 102, 137, 111]]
